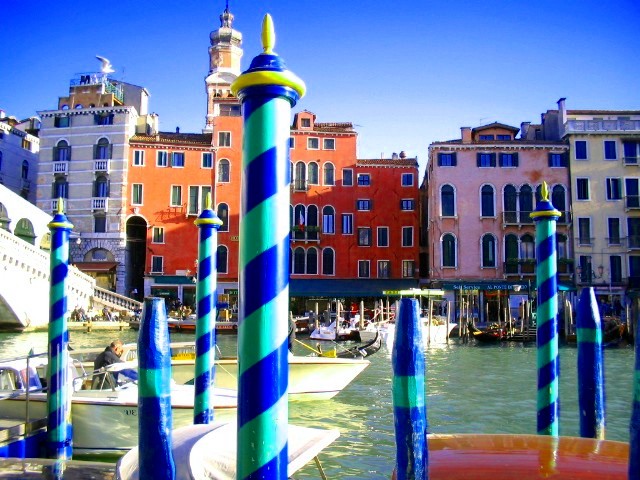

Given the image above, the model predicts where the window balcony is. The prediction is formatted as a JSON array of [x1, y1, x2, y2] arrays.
[[290, 225, 320, 243], [291, 180, 309, 192], [53, 161, 68, 174], [624, 156, 638, 166], [94, 159, 110, 173], [92, 198, 109, 211], [625, 195, 640, 210]]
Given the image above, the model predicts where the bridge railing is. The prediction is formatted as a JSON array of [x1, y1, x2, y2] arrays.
[[92, 286, 142, 313]]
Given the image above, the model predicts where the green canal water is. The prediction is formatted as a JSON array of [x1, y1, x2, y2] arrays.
[[0, 329, 635, 479]]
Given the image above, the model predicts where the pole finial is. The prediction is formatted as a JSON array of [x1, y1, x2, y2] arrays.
[[540, 181, 550, 202], [204, 192, 212, 211], [57, 197, 64, 215], [261, 14, 275, 54]]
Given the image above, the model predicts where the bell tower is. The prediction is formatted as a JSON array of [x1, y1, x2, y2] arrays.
[[204, 2, 243, 132]]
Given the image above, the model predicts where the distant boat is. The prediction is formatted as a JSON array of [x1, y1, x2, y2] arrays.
[[467, 322, 506, 343], [381, 317, 457, 349]]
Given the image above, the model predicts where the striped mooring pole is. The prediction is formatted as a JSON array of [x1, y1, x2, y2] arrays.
[[230, 14, 305, 480], [576, 287, 605, 439], [530, 181, 561, 436], [193, 193, 222, 424], [138, 297, 176, 480], [392, 298, 428, 479], [46, 199, 73, 462]]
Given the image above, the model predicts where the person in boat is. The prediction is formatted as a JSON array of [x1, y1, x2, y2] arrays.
[[93, 340, 137, 386]]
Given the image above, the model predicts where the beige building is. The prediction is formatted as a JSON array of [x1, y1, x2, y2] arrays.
[[0, 112, 39, 203]]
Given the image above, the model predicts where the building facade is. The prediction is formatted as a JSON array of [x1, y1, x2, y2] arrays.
[[0, 112, 39, 203]]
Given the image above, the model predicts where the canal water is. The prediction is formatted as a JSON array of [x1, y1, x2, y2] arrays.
[[0, 329, 635, 479]]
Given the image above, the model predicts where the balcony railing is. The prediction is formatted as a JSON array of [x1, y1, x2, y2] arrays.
[[502, 210, 571, 226], [53, 161, 69, 174], [290, 225, 320, 243], [629, 236, 640, 250], [565, 119, 640, 134], [94, 159, 110, 173], [504, 258, 573, 276], [625, 195, 640, 210], [624, 156, 638, 165], [291, 180, 309, 192], [92, 198, 108, 211]]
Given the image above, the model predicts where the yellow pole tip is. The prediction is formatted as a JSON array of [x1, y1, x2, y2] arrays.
[[57, 197, 64, 214], [205, 192, 212, 210], [261, 14, 275, 54], [541, 181, 549, 201]]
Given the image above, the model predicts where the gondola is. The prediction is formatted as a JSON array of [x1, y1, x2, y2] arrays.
[[467, 322, 506, 343], [317, 329, 382, 359]]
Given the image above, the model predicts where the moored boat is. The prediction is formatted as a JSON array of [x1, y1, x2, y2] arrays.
[[380, 318, 457, 349], [467, 322, 507, 343]]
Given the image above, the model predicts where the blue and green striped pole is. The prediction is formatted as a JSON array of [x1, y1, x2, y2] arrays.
[[392, 298, 428, 479], [193, 192, 222, 424], [46, 199, 73, 462], [630, 323, 640, 479], [530, 181, 561, 436], [231, 14, 305, 480], [576, 286, 605, 439], [138, 297, 175, 480]]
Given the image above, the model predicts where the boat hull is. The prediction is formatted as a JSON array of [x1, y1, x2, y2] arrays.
[[381, 321, 457, 349]]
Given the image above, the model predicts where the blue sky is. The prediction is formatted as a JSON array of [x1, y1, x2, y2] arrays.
[[2, 1, 640, 175]]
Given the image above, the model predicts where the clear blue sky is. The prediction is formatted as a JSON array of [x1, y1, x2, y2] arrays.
[[3, 0, 640, 175]]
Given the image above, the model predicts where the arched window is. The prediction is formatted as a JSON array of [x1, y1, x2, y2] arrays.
[[521, 233, 535, 259], [556, 233, 568, 260], [323, 163, 335, 186], [308, 162, 319, 185], [307, 204, 319, 240], [306, 247, 318, 274], [216, 245, 228, 274], [441, 184, 455, 217], [442, 233, 457, 267], [94, 138, 111, 160], [94, 175, 109, 197], [519, 185, 533, 223], [503, 184, 517, 223], [217, 203, 229, 232], [54, 140, 70, 161], [21, 160, 29, 180], [53, 177, 69, 199], [322, 248, 335, 275], [552, 185, 567, 222], [322, 206, 335, 234], [481, 234, 496, 268], [481, 185, 495, 217], [293, 247, 305, 274], [218, 159, 230, 182], [504, 234, 519, 274], [294, 162, 306, 190]]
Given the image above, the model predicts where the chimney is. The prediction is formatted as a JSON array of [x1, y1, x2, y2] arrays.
[[176, 126, 180, 133], [520, 122, 531, 139], [461, 127, 472, 144], [557, 97, 567, 138], [391, 152, 399, 160]]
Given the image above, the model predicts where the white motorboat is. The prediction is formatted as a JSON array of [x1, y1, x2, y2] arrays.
[[309, 318, 363, 341], [0, 355, 237, 456], [380, 317, 457, 349]]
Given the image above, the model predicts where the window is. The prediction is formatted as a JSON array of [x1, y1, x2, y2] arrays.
[[357, 199, 371, 211], [608, 218, 621, 245], [306, 248, 318, 274], [442, 234, 456, 267], [53, 140, 70, 161], [358, 260, 370, 278], [323, 138, 335, 150], [132, 184, 143, 205], [499, 153, 518, 167], [378, 260, 390, 278], [171, 152, 185, 167], [578, 218, 591, 245], [293, 162, 306, 190], [357, 174, 371, 186], [576, 178, 590, 200], [170, 185, 182, 207], [610, 256, 622, 283], [322, 248, 334, 275], [479, 135, 494, 140], [21, 138, 32, 151], [623, 142, 640, 164], [323, 163, 335, 186], [157, 151, 168, 167], [307, 138, 319, 150], [402, 260, 414, 278], [519, 185, 534, 222], [21, 161, 28, 180], [322, 206, 335, 234], [95, 113, 114, 125], [220, 105, 241, 116], [217, 203, 229, 231], [54, 116, 70, 128], [292, 247, 305, 274], [94, 138, 111, 160], [480, 185, 495, 217], [289, 137, 295, 149], [133, 150, 145, 166], [629, 218, 640, 249], [341, 214, 353, 234], [521, 234, 535, 259], [606, 178, 622, 200], [218, 159, 230, 182], [626, 178, 640, 209], [94, 215, 106, 233], [481, 234, 496, 268], [358, 227, 371, 246], [308, 162, 319, 185], [151, 256, 164, 273], [52, 178, 68, 199], [477, 153, 496, 167], [497, 134, 511, 141], [552, 185, 568, 222], [441, 184, 455, 216], [401, 173, 414, 186], [377, 227, 389, 247], [152, 227, 165, 243], [401, 199, 415, 210], [218, 132, 231, 147], [301, 118, 311, 128], [343, 169, 353, 186], [94, 175, 109, 197], [188, 186, 212, 215], [437, 153, 456, 166], [217, 245, 228, 274], [604, 140, 617, 160], [202, 152, 213, 169], [402, 227, 413, 247], [575, 140, 587, 160], [548, 153, 566, 167]]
